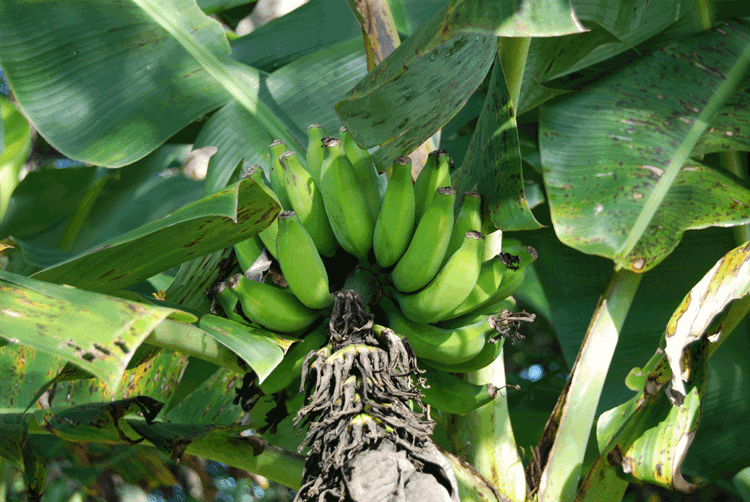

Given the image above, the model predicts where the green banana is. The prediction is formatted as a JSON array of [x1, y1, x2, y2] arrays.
[[422, 337, 505, 374], [483, 243, 538, 306], [443, 242, 537, 320], [339, 126, 381, 220], [268, 140, 293, 210], [306, 124, 326, 185], [234, 235, 265, 274], [279, 151, 337, 257], [425, 299, 517, 373], [276, 211, 333, 310], [373, 156, 415, 268], [437, 297, 517, 330], [413, 150, 452, 223], [318, 137, 375, 260], [442, 191, 482, 268], [258, 325, 328, 394], [228, 273, 319, 333], [243, 165, 282, 260], [443, 252, 508, 320], [393, 230, 485, 324], [379, 298, 492, 365], [390, 186, 456, 293], [419, 365, 497, 415]]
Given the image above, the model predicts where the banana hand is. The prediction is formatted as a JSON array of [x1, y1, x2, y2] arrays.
[[444, 242, 537, 320]]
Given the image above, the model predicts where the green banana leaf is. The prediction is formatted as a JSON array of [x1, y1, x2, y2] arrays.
[[16, 397, 305, 488], [0, 97, 30, 221], [198, 314, 290, 383], [34, 397, 163, 444], [58, 444, 178, 493], [164, 247, 234, 313], [0, 0, 301, 168], [664, 240, 750, 402], [337, 8, 497, 169], [0, 166, 100, 243], [582, 241, 750, 496], [201, 38, 368, 195], [0, 145, 204, 256], [0, 239, 75, 278], [539, 19, 750, 272], [0, 414, 45, 499], [453, 58, 542, 231], [230, 0, 362, 72], [0, 271, 188, 391], [511, 223, 750, 482], [266, 38, 368, 139], [62, 145, 205, 254], [162, 356, 221, 413], [0, 344, 69, 414], [518, 0, 750, 114], [518, 0, 684, 113], [30, 177, 278, 293], [336, 0, 584, 169]]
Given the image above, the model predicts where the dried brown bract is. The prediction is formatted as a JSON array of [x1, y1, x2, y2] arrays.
[[294, 290, 458, 502]]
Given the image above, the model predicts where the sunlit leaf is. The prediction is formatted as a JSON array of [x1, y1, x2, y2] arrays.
[[198, 314, 289, 383], [0, 271, 180, 391], [0, 97, 31, 221], [230, 0, 361, 72], [454, 59, 543, 231], [664, 240, 750, 402], [540, 19, 750, 272], [337, 0, 584, 169], [0, 0, 300, 167], [31, 178, 279, 293], [202, 39, 368, 195], [584, 242, 750, 494]]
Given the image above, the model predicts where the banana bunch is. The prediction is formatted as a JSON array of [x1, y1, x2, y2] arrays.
[[210, 125, 537, 417]]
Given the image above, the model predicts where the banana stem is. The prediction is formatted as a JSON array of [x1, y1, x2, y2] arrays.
[[343, 0, 400, 71], [341, 266, 379, 306], [537, 268, 642, 502], [456, 341, 527, 502]]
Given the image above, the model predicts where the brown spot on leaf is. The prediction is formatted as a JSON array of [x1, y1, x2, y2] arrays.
[[630, 258, 646, 271]]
